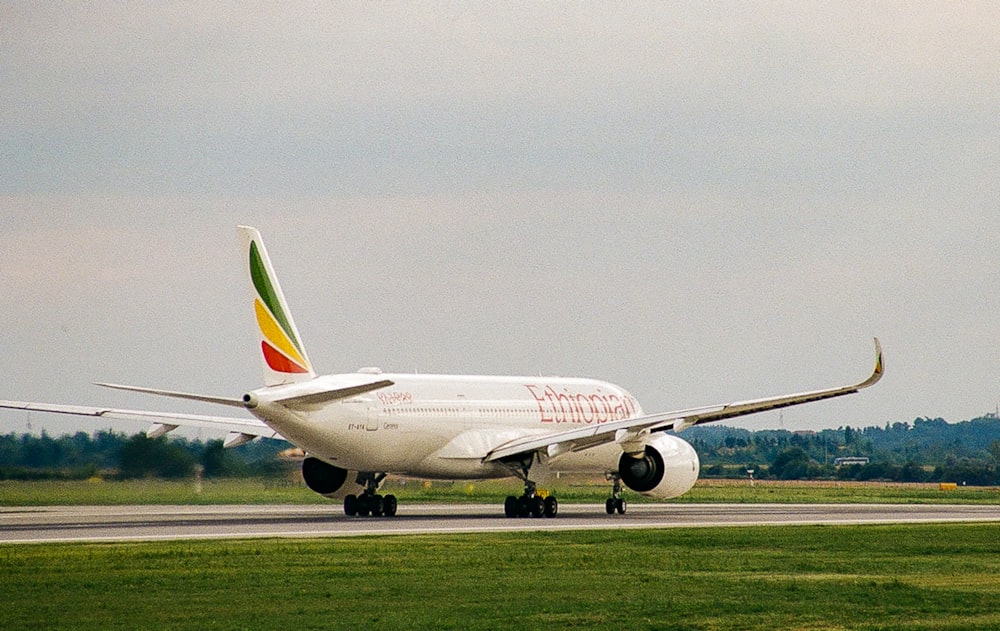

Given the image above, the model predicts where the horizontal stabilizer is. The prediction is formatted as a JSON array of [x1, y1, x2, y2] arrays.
[[262, 379, 395, 409], [95, 382, 246, 409]]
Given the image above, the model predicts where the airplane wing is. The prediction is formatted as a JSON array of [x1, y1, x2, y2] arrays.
[[0, 377, 395, 448], [0, 399, 282, 447], [485, 338, 884, 463], [0, 378, 393, 447]]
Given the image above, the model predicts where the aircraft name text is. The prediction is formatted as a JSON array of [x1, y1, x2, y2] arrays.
[[377, 391, 414, 406], [525, 384, 638, 424]]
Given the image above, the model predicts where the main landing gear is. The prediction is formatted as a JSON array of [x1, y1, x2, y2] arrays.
[[343, 472, 398, 517], [504, 479, 558, 518], [605, 473, 627, 515], [500, 459, 558, 518]]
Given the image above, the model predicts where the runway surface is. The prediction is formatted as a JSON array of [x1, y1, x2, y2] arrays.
[[2, 503, 999, 544]]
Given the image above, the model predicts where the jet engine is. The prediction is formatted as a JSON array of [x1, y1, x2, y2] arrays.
[[301, 457, 364, 499], [618, 433, 700, 499]]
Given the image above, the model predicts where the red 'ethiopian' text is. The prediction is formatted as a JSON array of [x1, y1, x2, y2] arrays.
[[525, 384, 637, 424]]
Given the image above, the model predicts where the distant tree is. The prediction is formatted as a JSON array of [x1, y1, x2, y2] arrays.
[[770, 447, 810, 480], [899, 461, 927, 483], [200, 439, 250, 477], [118, 435, 194, 479], [989, 440, 1000, 465]]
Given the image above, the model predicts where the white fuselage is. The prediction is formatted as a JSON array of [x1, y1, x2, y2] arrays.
[[248, 372, 645, 479]]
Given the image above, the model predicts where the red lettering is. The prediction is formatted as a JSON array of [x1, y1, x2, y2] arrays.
[[575, 394, 593, 424], [625, 396, 638, 418], [526, 384, 553, 423], [544, 387, 558, 420], [589, 394, 608, 423], [527, 384, 638, 425], [555, 389, 572, 424]]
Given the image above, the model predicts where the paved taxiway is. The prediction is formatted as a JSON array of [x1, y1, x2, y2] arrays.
[[2, 503, 999, 544]]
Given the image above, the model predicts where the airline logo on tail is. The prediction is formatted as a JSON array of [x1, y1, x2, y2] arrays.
[[247, 236, 313, 379]]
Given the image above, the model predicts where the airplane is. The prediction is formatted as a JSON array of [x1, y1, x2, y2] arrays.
[[0, 226, 884, 518]]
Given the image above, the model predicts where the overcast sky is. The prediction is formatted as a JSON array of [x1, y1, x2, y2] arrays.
[[2, 3, 999, 438]]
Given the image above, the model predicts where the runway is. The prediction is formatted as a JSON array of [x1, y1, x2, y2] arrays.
[[3, 503, 999, 544]]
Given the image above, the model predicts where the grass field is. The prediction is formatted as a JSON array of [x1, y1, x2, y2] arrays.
[[1, 477, 998, 506], [2, 523, 999, 630], [2, 480, 998, 629]]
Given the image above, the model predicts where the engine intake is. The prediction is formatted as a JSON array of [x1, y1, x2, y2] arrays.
[[301, 457, 362, 498], [618, 433, 700, 499]]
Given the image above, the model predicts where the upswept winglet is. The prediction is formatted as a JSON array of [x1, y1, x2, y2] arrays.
[[238, 226, 316, 386], [864, 337, 885, 388]]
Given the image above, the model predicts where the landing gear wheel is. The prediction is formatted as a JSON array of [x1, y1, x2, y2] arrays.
[[347, 473, 398, 518], [344, 494, 358, 516], [504, 496, 518, 518], [543, 496, 558, 518], [606, 473, 627, 516], [383, 494, 398, 517], [498, 460, 560, 518], [529, 496, 544, 518], [517, 496, 530, 517], [355, 495, 370, 517], [369, 494, 384, 517]]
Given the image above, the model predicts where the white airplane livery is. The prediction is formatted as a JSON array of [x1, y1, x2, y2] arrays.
[[0, 226, 884, 518]]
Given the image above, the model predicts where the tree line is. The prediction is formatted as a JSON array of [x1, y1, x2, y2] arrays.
[[686, 415, 1000, 485], [3, 415, 1000, 485], [0, 430, 293, 480]]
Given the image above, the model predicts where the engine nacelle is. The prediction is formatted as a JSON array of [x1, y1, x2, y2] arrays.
[[618, 433, 700, 499], [301, 457, 364, 499]]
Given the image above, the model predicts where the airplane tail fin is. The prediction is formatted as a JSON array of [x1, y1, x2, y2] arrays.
[[238, 226, 317, 386]]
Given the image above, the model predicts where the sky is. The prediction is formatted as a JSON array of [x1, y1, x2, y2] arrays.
[[2, 3, 999, 438]]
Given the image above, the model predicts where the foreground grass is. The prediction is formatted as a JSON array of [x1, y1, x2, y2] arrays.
[[1, 477, 997, 506], [1, 523, 998, 630]]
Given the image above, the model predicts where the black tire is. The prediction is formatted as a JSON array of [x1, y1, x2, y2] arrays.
[[530, 496, 544, 518], [344, 494, 358, 516], [356, 495, 370, 517], [616, 498, 627, 515], [605, 498, 616, 515], [543, 496, 558, 518], [517, 496, 530, 518], [383, 495, 398, 517], [504, 496, 518, 518], [369, 495, 384, 517]]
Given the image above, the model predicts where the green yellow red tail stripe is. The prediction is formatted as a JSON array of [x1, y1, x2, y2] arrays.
[[240, 226, 315, 384], [254, 299, 309, 371]]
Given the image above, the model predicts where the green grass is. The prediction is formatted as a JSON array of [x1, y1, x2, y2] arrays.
[[1, 477, 997, 506], [2, 524, 999, 630], [0, 477, 326, 506], [675, 480, 1000, 505]]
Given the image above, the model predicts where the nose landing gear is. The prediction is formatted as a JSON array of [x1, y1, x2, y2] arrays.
[[605, 473, 627, 515]]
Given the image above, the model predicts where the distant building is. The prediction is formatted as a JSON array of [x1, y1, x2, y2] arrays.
[[834, 456, 870, 467]]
